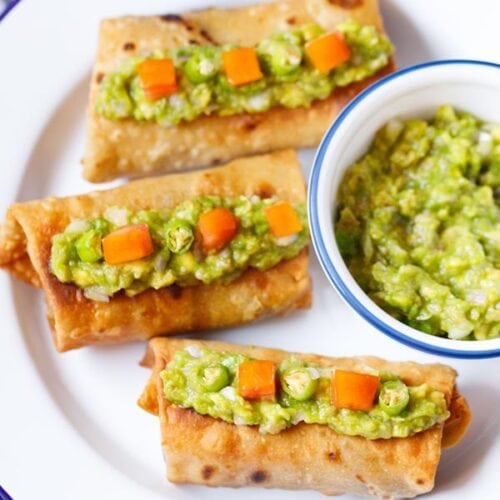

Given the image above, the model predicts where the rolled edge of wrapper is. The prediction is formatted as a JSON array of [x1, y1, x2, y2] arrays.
[[137, 338, 471, 497], [0, 150, 311, 352]]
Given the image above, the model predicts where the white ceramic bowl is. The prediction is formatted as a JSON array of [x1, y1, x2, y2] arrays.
[[309, 60, 500, 359]]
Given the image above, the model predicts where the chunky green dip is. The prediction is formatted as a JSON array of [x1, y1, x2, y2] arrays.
[[96, 21, 393, 126], [161, 346, 449, 437], [336, 105, 500, 340], [50, 195, 308, 300]]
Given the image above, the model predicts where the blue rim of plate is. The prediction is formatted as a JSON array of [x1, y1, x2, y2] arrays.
[[0, 485, 13, 500], [0, 0, 21, 22], [309, 59, 500, 359]]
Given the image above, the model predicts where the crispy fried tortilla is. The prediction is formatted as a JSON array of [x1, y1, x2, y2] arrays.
[[0, 150, 311, 352], [139, 338, 471, 498], [83, 0, 395, 182]]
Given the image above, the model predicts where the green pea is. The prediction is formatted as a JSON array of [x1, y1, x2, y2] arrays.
[[170, 252, 197, 275], [192, 364, 230, 392], [184, 50, 219, 84], [281, 367, 318, 401], [75, 230, 103, 263], [378, 380, 410, 416], [165, 220, 194, 254]]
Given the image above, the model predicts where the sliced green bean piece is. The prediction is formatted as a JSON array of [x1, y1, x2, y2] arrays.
[[193, 364, 230, 392], [378, 380, 410, 416], [184, 49, 219, 84], [165, 220, 194, 254], [281, 367, 318, 401]]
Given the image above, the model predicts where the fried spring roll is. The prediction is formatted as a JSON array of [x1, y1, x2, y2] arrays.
[[139, 338, 471, 498], [83, 0, 395, 181], [0, 150, 311, 351]]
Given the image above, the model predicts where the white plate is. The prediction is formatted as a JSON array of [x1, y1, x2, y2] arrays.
[[0, 1, 499, 499]]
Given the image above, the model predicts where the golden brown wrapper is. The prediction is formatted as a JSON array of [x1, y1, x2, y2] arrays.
[[139, 338, 471, 499], [83, 0, 395, 182], [0, 150, 311, 352]]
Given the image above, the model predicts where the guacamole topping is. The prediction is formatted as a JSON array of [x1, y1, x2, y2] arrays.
[[336, 105, 500, 340], [96, 21, 393, 126], [50, 195, 308, 300], [160, 346, 450, 437]]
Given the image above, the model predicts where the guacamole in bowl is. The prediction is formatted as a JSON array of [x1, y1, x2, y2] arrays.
[[336, 105, 499, 341], [308, 60, 500, 358]]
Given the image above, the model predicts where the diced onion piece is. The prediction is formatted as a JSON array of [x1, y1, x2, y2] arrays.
[[233, 415, 247, 426], [245, 92, 270, 112], [385, 118, 404, 142], [185, 345, 202, 358], [307, 367, 320, 380], [220, 386, 237, 401], [84, 286, 110, 302], [292, 411, 306, 425], [104, 207, 130, 227], [477, 131, 492, 156], [275, 233, 298, 247], [169, 94, 184, 109], [154, 255, 168, 272], [320, 367, 333, 378], [448, 324, 473, 339], [261, 421, 288, 434], [467, 290, 487, 305], [66, 219, 90, 234]]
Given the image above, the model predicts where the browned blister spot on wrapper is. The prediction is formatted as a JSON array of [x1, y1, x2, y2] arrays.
[[250, 470, 268, 483], [329, 0, 363, 8], [254, 182, 275, 199], [160, 14, 184, 23], [326, 450, 341, 462], [201, 465, 215, 480], [166, 284, 183, 300]]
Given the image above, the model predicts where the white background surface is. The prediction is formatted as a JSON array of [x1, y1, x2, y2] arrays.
[[0, 1, 499, 499]]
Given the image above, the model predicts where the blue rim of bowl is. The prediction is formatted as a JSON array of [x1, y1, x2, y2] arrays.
[[309, 59, 500, 359], [0, 0, 21, 23]]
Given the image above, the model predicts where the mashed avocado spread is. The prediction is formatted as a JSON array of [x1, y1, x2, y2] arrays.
[[336, 105, 500, 340], [50, 195, 308, 300], [96, 21, 393, 126], [161, 346, 449, 437]]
